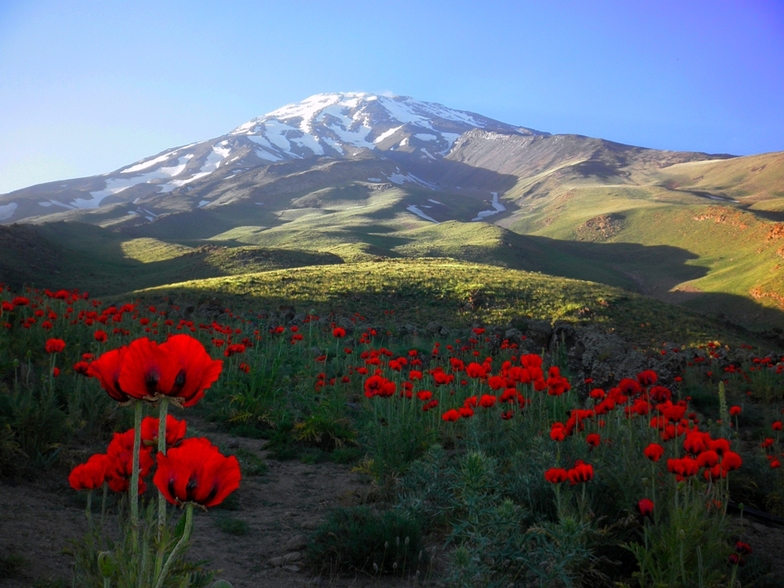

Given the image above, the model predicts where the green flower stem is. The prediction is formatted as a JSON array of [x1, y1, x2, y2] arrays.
[[86, 489, 93, 528], [157, 398, 170, 541], [154, 503, 193, 588], [130, 400, 143, 542], [48, 353, 56, 393], [101, 483, 108, 548]]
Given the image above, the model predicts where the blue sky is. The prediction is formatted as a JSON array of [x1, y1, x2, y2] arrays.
[[1, 0, 782, 194]]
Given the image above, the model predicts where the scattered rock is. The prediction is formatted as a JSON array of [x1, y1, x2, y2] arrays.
[[299, 519, 321, 530], [524, 319, 553, 350], [284, 534, 308, 552], [426, 322, 450, 337], [283, 551, 303, 563]]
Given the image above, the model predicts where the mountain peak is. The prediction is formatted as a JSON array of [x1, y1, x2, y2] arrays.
[[0, 92, 545, 221], [228, 91, 540, 164]]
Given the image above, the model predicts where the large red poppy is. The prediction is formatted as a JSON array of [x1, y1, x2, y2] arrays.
[[153, 437, 241, 508], [105, 430, 154, 494], [118, 335, 222, 407], [159, 334, 223, 407], [45, 338, 66, 354], [141, 415, 187, 448], [68, 453, 110, 491], [87, 346, 133, 403]]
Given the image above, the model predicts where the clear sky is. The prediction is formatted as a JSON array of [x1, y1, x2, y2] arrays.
[[1, 0, 782, 194]]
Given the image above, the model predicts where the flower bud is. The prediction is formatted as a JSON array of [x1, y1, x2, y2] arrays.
[[97, 551, 117, 578]]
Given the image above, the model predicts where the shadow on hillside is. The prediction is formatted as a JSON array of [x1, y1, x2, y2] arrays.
[[665, 290, 784, 336], [511, 235, 706, 292], [670, 188, 784, 222], [741, 208, 784, 223], [529, 235, 784, 333], [0, 221, 345, 296]]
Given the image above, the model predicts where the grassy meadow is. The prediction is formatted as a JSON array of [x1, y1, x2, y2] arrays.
[[0, 277, 783, 586]]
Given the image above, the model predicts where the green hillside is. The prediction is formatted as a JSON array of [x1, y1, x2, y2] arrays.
[[131, 258, 776, 350]]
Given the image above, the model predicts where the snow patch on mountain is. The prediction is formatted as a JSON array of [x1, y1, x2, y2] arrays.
[[472, 192, 506, 221], [406, 205, 439, 223], [83, 154, 196, 206], [121, 152, 176, 174], [0, 203, 17, 220], [374, 125, 403, 144], [385, 172, 438, 190]]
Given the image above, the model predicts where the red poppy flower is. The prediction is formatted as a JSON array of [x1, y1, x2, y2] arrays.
[[141, 415, 187, 449], [696, 450, 719, 468], [364, 375, 395, 398], [735, 541, 752, 555], [773, 421, 783, 432], [667, 457, 699, 479], [708, 438, 731, 455], [728, 553, 744, 566], [69, 454, 110, 491], [73, 361, 91, 375], [586, 433, 600, 447], [550, 423, 566, 442], [683, 431, 709, 455], [94, 330, 108, 343], [105, 430, 154, 494], [520, 354, 542, 370], [442, 409, 460, 422], [223, 343, 246, 357], [637, 498, 654, 517], [486, 375, 504, 390], [544, 468, 568, 484], [88, 347, 132, 403], [589, 388, 606, 400], [119, 335, 223, 407], [458, 406, 474, 418], [498, 388, 516, 403], [637, 370, 658, 386], [332, 327, 346, 338], [479, 394, 497, 408], [729, 406, 742, 416], [45, 338, 66, 354], [422, 399, 439, 412], [618, 378, 642, 396], [720, 451, 742, 473], [649, 386, 672, 403], [567, 462, 594, 485], [704, 464, 726, 481], [153, 437, 241, 508]]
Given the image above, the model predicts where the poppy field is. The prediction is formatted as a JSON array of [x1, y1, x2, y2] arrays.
[[1, 283, 784, 587]]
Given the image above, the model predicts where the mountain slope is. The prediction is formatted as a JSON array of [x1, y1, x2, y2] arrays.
[[1, 92, 783, 331]]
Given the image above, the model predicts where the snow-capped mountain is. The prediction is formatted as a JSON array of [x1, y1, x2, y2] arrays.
[[0, 93, 545, 223], [229, 92, 539, 162]]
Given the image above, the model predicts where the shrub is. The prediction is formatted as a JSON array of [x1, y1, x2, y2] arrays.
[[306, 506, 424, 576]]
